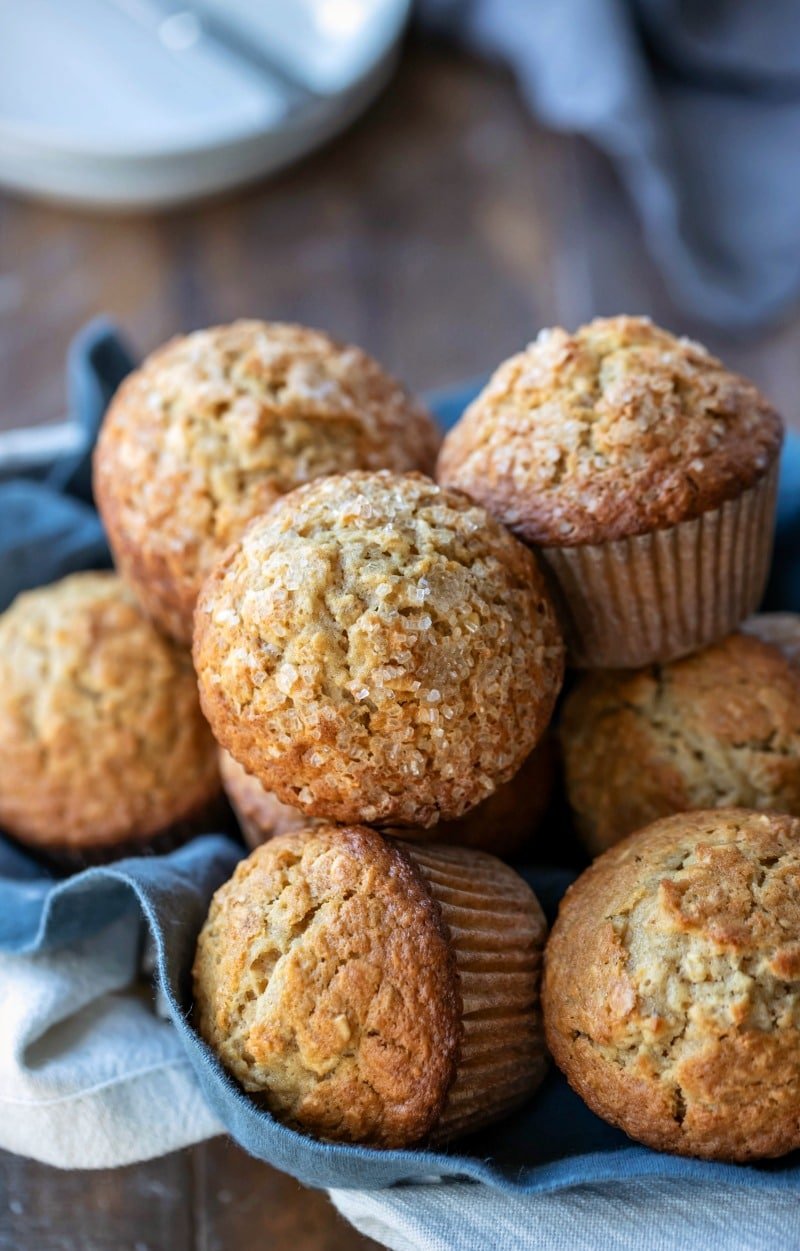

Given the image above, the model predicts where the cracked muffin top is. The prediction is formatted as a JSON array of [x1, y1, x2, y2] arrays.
[[192, 824, 462, 1147], [194, 471, 564, 828], [437, 316, 783, 546], [0, 572, 220, 854], [543, 808, 800, 1161], [94, 321, 440, 643], [560, 618, 800, 854]]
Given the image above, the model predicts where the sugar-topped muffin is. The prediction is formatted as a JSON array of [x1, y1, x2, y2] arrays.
[[95, 321, 440, 643], [544, 809, 800, 1161], [561, 617, 800, 854], [195, 471, 564, 828], [438, 316, 781, 546], [0, 572, 220, 862], [195, 470, 563, 830], [221, 739, 555, 858], [194, 825, 548, 1147], [438, 317, 782, 666]]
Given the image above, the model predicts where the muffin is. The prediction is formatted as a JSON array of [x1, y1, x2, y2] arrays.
[[193, 824, 548, 1147], [0, 572, 220, 863], [94, 321, 440, 643], [544, 809, 800, 1161], [221, 739, 556, 858], [195, 471, 563, 828], [561, 617, 800, 855], [438, 316, 783, 667]]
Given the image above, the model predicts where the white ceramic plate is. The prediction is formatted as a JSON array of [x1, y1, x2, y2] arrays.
[[0, 0, 411, 209]]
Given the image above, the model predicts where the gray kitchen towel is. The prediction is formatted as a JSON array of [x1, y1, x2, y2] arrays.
[[421, 0, 800, 331]]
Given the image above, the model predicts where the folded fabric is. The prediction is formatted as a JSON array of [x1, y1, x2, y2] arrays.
[[331, 1178, 800, 1251], [420, 0, 800, 331], [2, 328, 800, 1251]]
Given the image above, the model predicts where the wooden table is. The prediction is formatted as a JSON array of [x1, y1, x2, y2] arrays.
[[1, 38, 799, 1251]]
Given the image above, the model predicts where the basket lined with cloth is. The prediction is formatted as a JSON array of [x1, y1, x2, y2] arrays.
[[1, 323, 800, 1209]]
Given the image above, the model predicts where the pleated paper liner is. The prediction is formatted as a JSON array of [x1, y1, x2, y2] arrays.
[[402, 842, 548, 1142], [538, 457, 780, 669]]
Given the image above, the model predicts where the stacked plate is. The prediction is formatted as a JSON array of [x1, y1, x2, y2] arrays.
[[0, 0, 411, 208]]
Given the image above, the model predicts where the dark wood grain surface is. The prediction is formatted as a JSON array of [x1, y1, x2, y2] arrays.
[[1, 38, 799, 1251]]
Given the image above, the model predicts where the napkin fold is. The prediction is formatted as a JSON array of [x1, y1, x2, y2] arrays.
[[0, 915, 223, 1168]]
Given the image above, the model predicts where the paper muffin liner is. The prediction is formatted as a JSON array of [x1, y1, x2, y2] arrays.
[[403, 842, 548, 1142], [538, 458, 780, 669]]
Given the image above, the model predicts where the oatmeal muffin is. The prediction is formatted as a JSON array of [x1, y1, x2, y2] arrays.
[[94, 321, 440, 643], [0, 572, 220, 862], [222, 739, 555, 858], [544, 809, 800, 1161], [195, 471, 564, 828], [438, 317, 783, 666], [561, 617, 800, 854], [194, 824, 548, 1147]]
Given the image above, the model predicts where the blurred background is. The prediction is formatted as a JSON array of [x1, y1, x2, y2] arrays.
[[1, 2, 800, 1249], [3, 0, 800, 444]]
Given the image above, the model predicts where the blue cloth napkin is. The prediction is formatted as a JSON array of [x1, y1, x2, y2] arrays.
[[1, 323, 800, 1193], [420, 0, 800, 331]]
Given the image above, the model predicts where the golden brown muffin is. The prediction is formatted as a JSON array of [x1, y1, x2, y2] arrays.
[[0, 572, 220, 861], [193, 825, 548, 1147], [437, 317, 782, 668], [438, 316, 782, 546], [221, 739, 556, 858], [94, 321, 440, 643], [561, 619, 800, 855], [544, 809, 800, 1162], [195, 471, 564, 828]]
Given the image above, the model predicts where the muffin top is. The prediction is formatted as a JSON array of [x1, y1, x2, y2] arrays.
[[560, 621, 800, 853], [544, 809, 800, 1160], [437, 316, 783, 545], [94, 321, 440, 642], [0, 572, 220, 852], [193, 825, 461, 1147], [194, 471, 564, 827]]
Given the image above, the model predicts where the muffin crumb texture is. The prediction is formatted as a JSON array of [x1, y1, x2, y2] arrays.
[[561, 623, 800, 853], [438, 316, 783, 545], [0, 572, 220, 853], [193, 825, 461, 1147], [544, 810, 800, 1160], [95, 321, 440, 641], [195, 471, 564, 827]]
